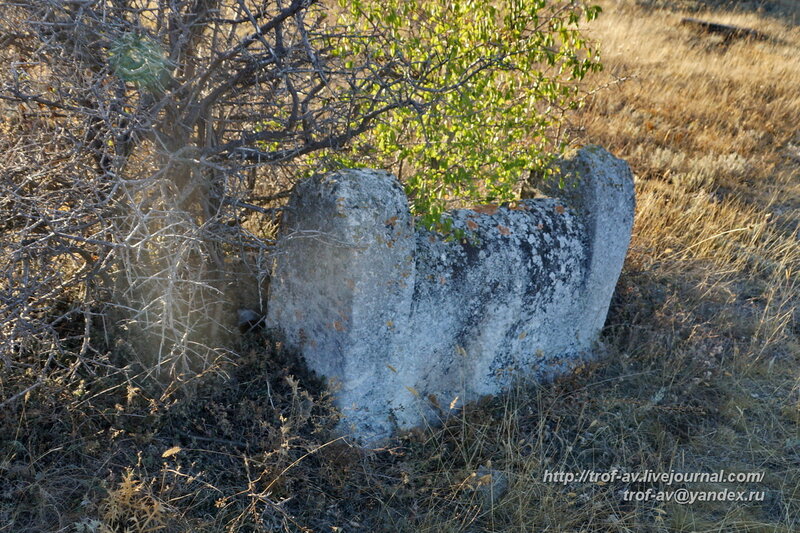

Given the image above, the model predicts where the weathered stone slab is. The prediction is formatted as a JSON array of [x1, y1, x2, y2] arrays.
[[266, 146, 635, 444]]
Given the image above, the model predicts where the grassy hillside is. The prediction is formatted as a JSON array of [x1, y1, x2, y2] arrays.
[[1, 1, 798, 531]]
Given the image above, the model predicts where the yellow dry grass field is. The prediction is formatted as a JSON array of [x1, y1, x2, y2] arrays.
[[1, 1, 798, 532]]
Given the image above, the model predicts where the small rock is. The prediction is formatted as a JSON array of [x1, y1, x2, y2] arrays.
[[474, 466, 508, 505], [237, 308, 264, 333]]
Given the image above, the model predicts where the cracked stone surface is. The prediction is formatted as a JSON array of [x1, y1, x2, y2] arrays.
[[266, 146, 636, 444]]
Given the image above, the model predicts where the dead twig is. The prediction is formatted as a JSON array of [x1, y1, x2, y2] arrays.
[[680, 17, 769, 43]]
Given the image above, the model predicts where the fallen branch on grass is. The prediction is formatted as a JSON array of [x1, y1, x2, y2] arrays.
[[680, 17, 769, 42]]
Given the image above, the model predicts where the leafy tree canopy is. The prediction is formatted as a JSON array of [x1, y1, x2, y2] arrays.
[[328, 0, 602, 227]]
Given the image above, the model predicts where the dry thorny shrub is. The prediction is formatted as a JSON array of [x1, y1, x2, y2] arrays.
[[0, 0, 427, 395]]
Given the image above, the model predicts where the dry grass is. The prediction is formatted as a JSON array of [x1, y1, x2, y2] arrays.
[[2, 1, 799, 531]]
